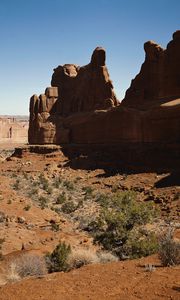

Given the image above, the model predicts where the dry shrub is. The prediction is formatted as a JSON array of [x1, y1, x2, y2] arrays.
[[159, 228, 180, 266], [0, 238, 4, 261], [0, 277, 7, 286], [68, 249, 99, 269], [6, 263, 21, 283], [7, 254, 47, 281], [97, 251, 119, 263]]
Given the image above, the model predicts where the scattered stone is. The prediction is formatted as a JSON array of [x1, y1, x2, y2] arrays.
[[17, 216, 26, 224]]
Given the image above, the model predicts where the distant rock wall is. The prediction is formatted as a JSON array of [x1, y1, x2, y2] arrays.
[[0, 117, 28, 144]]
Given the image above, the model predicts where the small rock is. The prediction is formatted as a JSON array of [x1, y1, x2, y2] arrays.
[[17, 216, 26, 224]]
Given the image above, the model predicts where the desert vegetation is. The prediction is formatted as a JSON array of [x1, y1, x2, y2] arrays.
[[0, 238, 4, 261], [89, 191, 159, 259], [159, 227, 180, 266], [7, 170, 179, 264], [0, 150, 179, 297]]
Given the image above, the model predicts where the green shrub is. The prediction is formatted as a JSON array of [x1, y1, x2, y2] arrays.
[[24, 205, 31, 211], [92, 191, 158, 259], [56, 192, 66, 204], [53, 177, 62, 188], [13, 179, 20, 190], [51, 223, 60, 232], [22, 172, 29, 180], [82, 186, 93, 199], [111, 185, 119, 193], [46, 186, 53, 195], [38, 196, 48, 209], [95, 193, 109, 207], [61, 201, 77, 214], [0, 211, 6, 223], [46, 242, 71, 273], [159, 228, 180, 266], [122, 230, 158, 259], [63, 180, 74, 191], [39, 174, 49, 191], [28, 187, 39, 197]]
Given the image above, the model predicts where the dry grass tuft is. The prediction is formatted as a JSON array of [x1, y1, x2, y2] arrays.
[[68, 249, 99, 269], [97, 251, 119, 263], [6, 262, 21, 283], [1, 254, 47, 285]]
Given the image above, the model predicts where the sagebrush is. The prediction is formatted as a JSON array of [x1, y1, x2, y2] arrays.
[[92, 191, 159, 259]]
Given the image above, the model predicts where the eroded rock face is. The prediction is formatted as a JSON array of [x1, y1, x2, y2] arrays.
[[28, 87, 58, 144], [122, 30, 180, 108], [28, 32, 180, 152], [51, 47, 118, 116], [28, 47, 118, 144]]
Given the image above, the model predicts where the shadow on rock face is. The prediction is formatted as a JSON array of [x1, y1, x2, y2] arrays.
[[154, 172, 180, 188]]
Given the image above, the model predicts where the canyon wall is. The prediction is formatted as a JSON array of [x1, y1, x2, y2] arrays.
[[0, 117, 28, 144]]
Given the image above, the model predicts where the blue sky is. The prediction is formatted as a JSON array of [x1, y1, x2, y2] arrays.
[[0, 0, 179, 115]]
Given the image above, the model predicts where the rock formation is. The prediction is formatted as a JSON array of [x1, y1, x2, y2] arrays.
[[122, 30, 180, 108], [28, 47, 118, 144], [0, 117, 28, 144], [28, 31, 180, 168], [51, 47, 118, 116], [28, 87, 58, 144]]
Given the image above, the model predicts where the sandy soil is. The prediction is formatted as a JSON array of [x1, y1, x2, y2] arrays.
[[0, 146, 179, 299], [0, 255, 179, 300]]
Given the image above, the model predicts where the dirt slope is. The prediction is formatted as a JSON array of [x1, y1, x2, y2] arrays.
[[0, 255, 179, 300], [0, 143, 179, 300]]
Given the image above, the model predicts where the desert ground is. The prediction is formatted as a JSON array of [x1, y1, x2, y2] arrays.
[[0, 142, 179, 300]]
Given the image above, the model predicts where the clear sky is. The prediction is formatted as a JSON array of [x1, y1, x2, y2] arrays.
[[0, 0, 179, 115]]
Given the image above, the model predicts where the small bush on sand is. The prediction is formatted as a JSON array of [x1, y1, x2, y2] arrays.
[[159, 227, 180, 266], [13, 179, 20, 190], [61, 201, 77, 214], [97, 251, 118, 263], [7, 254, 47, 281], [24, 205, 31, 211], [0, 212, 6, 223], [56, 192, 66, 204], [122, 230, 158, 259], [38, 196, 49, 209], [6, 263, 21, 282], [0, 238, 4, 260], [82, 186, 93, 199], [67, 249, 99, 269], [51, 223, 60, 232], [53, 177, 62, 188], [63, 180, 74, 191], [46, 242, 71, 273], [92, 191, 158, 259]]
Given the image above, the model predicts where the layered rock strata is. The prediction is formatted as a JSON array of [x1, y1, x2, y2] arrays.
[[28, 31, 180, 153]]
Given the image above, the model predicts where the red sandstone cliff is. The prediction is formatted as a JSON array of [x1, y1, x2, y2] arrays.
[[122, 30, 180, 108], [51, 47, 118, 116], [28, 47, 118, 144], [28, 31, 180, 148]]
